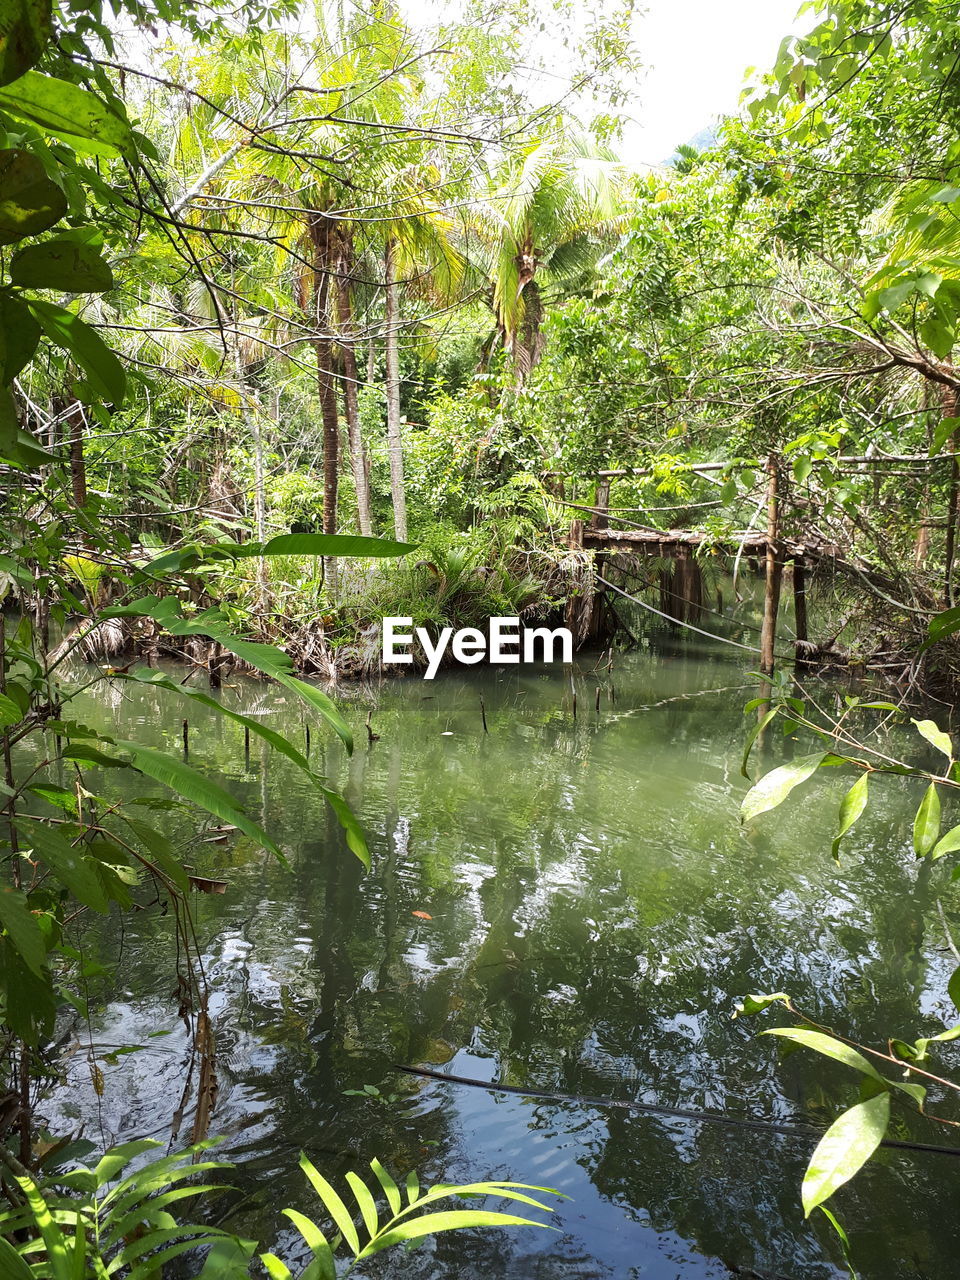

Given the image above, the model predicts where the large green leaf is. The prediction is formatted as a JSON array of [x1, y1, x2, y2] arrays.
[[29, 299, 125, 403], [0, 70, 133, 156], [121, 668, 315, 779], [0, 147, 65, 243], [913, 718, 953, 761], [18, 819, 110, 912], [280, 1209, 336, 1280], [359, 1209, 555, 1258], [913, 783, 941, 855], [276, 674, 353, 755], [0, 1235, 33, 1280], [11, 238, 113, 291], [321, 786, 370, 869], [923, 605, 960, 649], [801, 1092, 889, 1216], [0, 0, 52, 86], [0, 293, 41, 385], [258, 533, 412, 558], [831, 772, 869, 862], [298, 1153, 360, 1255], [762, 1028, 885, 1081], [112, 740, 286, 863], [0, 883, 46, 975], [741, 753, 827, 822], [144, 533, 413, 575], [0, 690, 22, 726], [932, 823, 960, 859], [13, 1166, 72, 1280]]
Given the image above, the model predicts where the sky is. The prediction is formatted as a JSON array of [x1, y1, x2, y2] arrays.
[[619, 0, 806, 164], [395, 0, 808, 165]]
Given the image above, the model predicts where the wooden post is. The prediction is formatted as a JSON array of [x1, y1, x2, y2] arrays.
[[589, 478, 610, 533], [793, 556, 809, 671], [759, 454, 782, 677]]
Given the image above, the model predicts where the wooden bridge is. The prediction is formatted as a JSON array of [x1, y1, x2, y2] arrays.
[[561, 451, 947, 671]]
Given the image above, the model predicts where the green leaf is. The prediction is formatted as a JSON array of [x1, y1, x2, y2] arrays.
[[321, 787, 369, 870], [0, 690, 22, 726], [18, 819, 110, 912], [733, 992, 791, 1018], [949, 965, 960, 1013], [112, 740, 286, 864], [0, 0, 52, 87], [0, 292, 41, 385], [13, 1165, 73, 1280], [930, 416, 960, 456], [762, 1028, 885, 1082], [359, 1209, 556, 1258], [924, 605, 960, 649], [259, 1255, 294, 1280], [121, 668, 316, 780], [0, 147, 65, 243], [0, 884, 46, 974], [831, 773, 869, 861], [913, 719, 953, 761], [913, 783, 941, 856], [345, 1171, 378, 1238], [369, 1159, 402, 1217], [275, 674, 353, 755], [932, 823, 960, 859], [801, 1092, 889, 1215], [0, 1235, 34, 1280], [741, 705, 780, 778], [11, 238, 113, 291], [817, 1206, 859, 1278], [260, 532, 413, 558], [145, 534, 412, 575], [297, 1153, 360, 1256], [0, 70, 133, 156], [29, 299, 125, 404], [741, 753, 827, 821], [280, 1210, 336, 1280]]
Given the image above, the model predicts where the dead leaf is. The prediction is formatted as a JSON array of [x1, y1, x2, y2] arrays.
[[189, 875, 228, 894]]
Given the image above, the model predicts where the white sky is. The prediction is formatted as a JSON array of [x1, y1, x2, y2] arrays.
[[620, 0, 806, 164], [396, 0, 808, 165]]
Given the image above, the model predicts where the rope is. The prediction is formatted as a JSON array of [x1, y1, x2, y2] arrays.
[[397, 1065, 960, 1159], [596, 574, 794, 660]]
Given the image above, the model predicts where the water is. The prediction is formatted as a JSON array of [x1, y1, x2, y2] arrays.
[[40, 640, 960, 1279]]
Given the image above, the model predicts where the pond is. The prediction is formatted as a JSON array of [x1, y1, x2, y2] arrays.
[[41, 637, 960, 1280]]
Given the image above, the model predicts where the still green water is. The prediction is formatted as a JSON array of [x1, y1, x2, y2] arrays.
[[43, 640, 960, 1279]]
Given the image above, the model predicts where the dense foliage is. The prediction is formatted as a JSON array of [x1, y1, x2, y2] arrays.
[[6, 0, 960, 1274]]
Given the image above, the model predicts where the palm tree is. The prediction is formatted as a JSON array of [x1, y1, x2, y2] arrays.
[[475, 128, 626, 380]]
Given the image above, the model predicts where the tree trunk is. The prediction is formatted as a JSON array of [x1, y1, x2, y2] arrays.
[[943, 385, 959, 606], [384, 235, 407, 542], [334, 231, 373, 536], [66, 399, 87, 511], [759, 453, 782, 678], [309, 214, 341, 596]]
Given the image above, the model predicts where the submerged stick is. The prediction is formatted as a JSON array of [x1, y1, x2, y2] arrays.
[[395, 1064, 960, 1158], [182, 720, 189, 760], [480, 697, 488, 734]]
